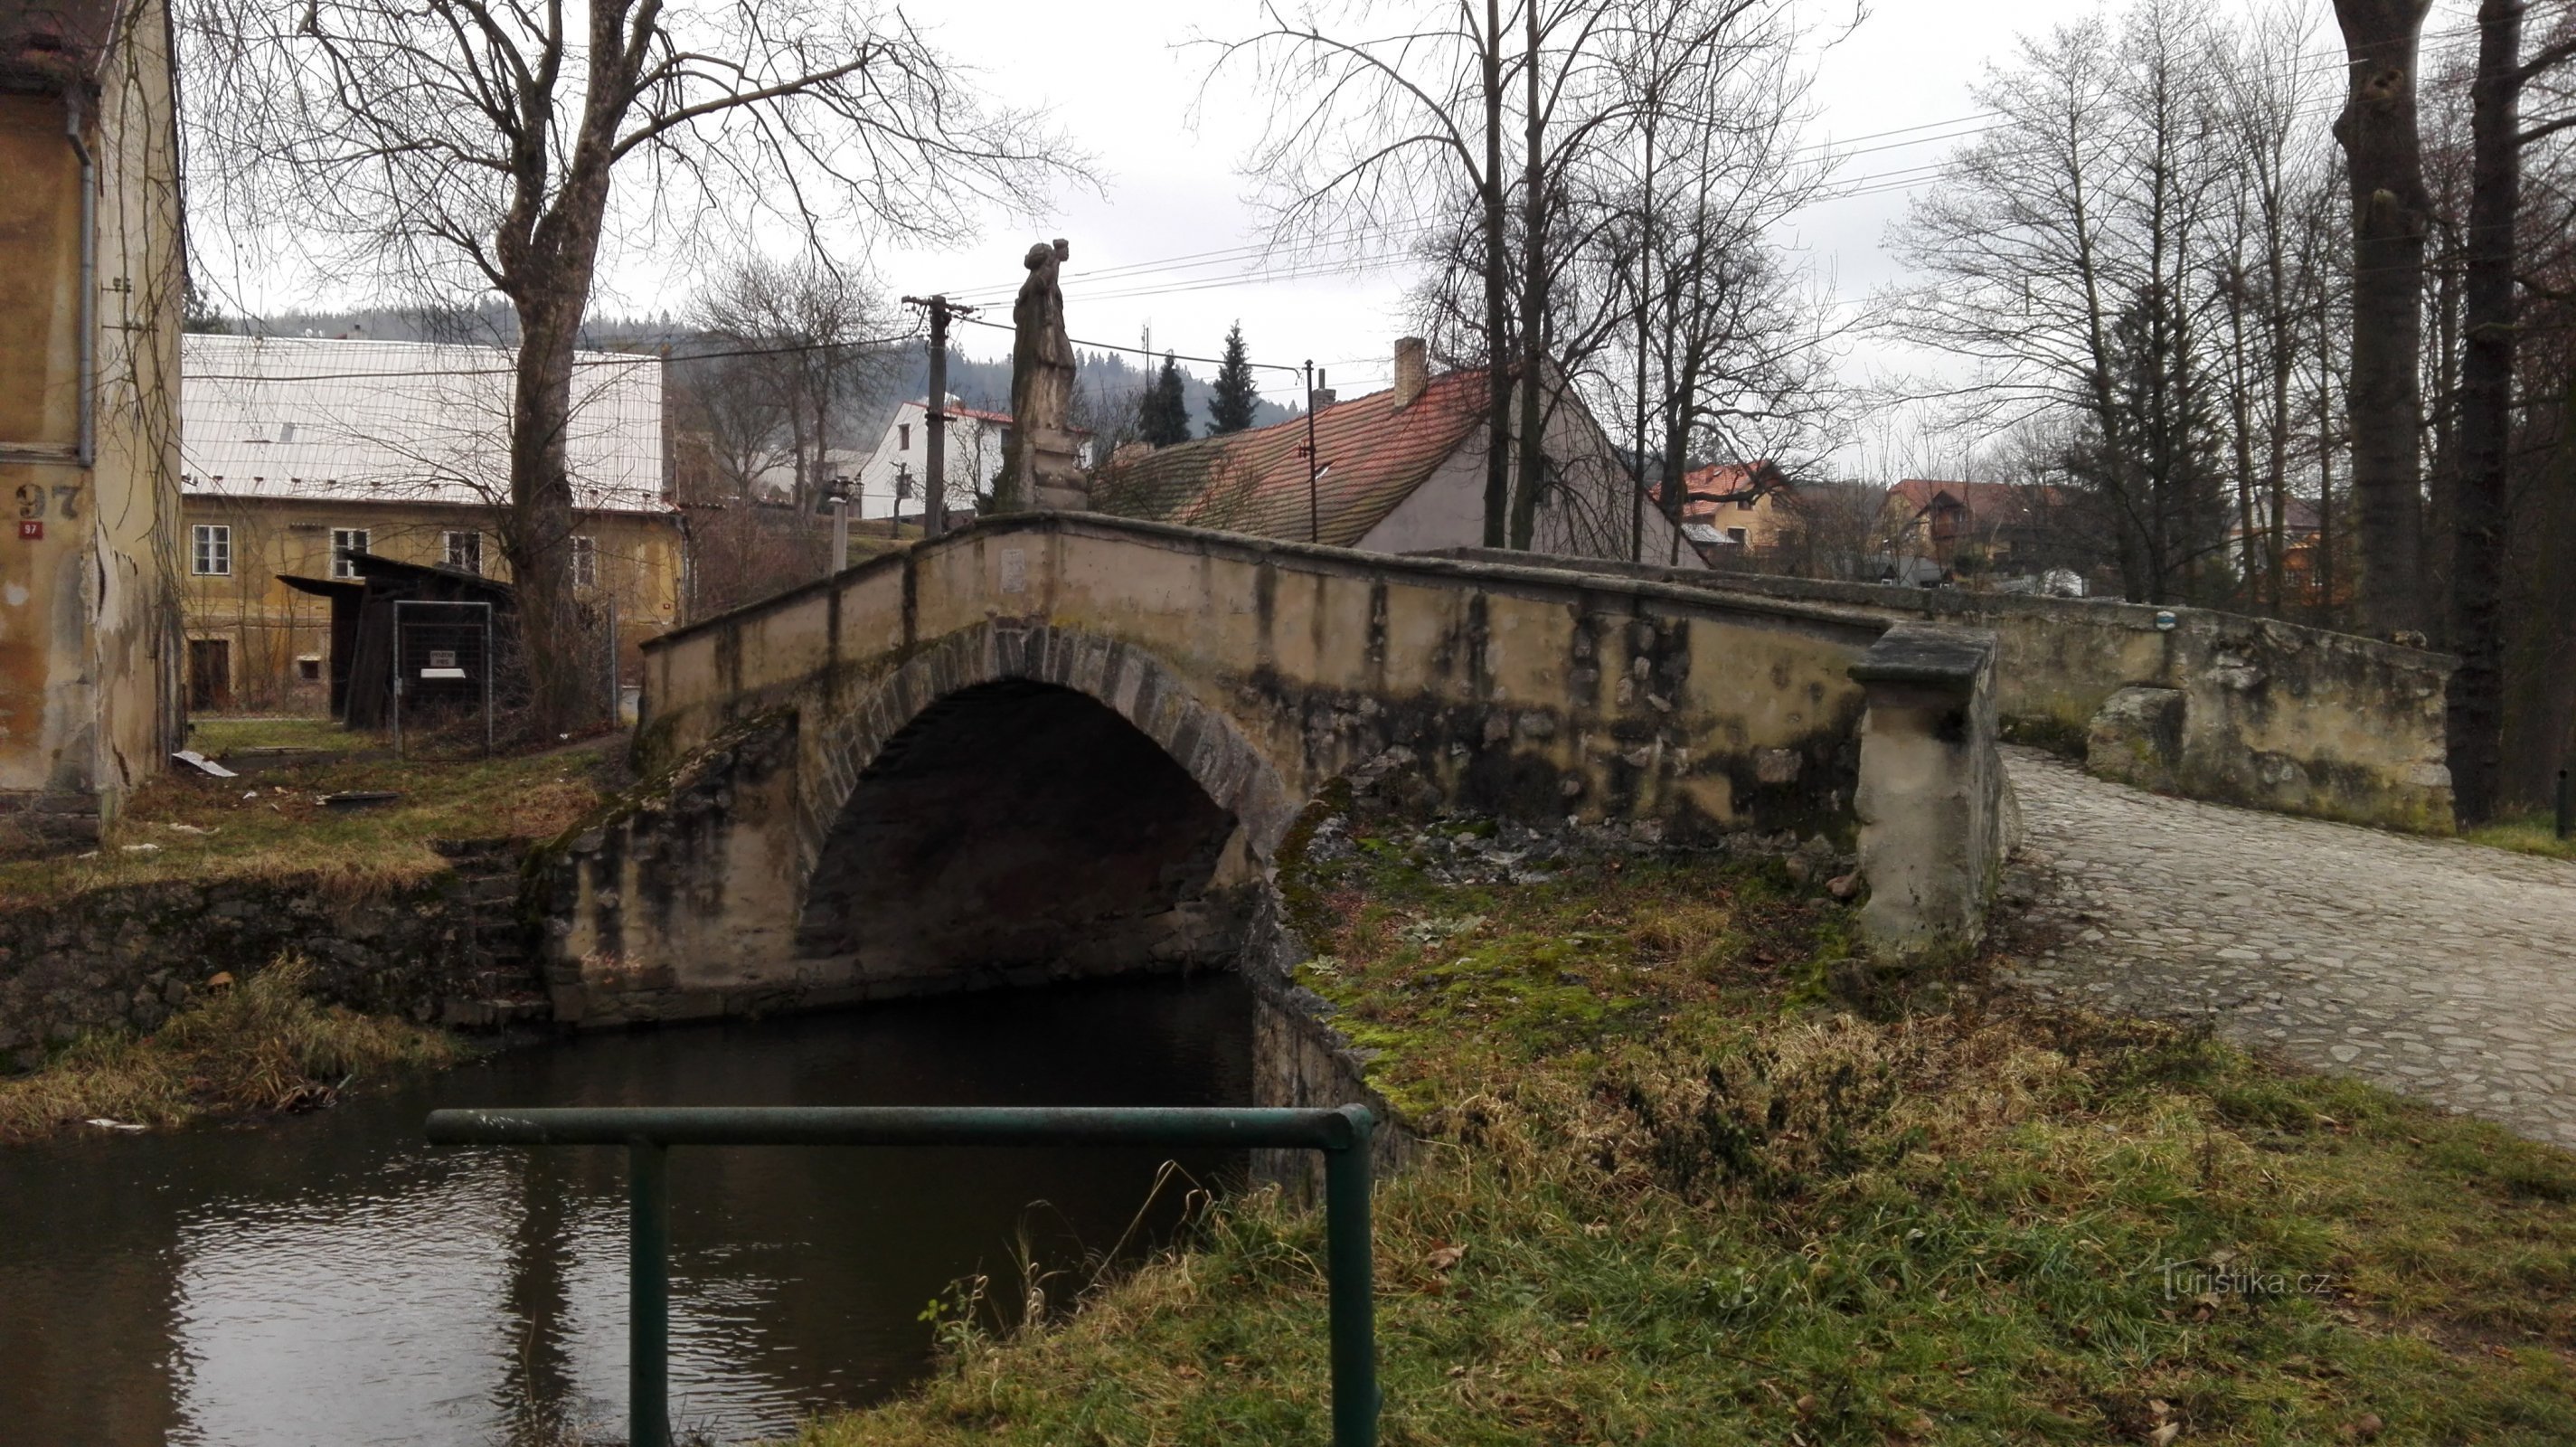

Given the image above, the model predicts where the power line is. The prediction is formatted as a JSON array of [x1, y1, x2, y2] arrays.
[[954, 312, 1308, 374], [191, 327, 930, 383]]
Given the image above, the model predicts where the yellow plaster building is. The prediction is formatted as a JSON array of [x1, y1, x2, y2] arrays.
[[179, 335, 684, 714], [0, 0, 186, 847]]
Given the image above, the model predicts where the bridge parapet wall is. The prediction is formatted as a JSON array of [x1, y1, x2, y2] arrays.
[[640, 515, 1895, 842], [1426, 550, 2456, 834]]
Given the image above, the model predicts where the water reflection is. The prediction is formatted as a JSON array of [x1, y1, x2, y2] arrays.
[[0, 973, 1254, 1446]]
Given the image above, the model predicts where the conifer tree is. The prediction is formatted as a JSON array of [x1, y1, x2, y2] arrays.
[[1137, 351, 1192, 446], [1206, 322, 1261, 434]]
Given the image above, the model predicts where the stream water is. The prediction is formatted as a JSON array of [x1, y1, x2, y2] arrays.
[[0, 973, 1256, 1446]]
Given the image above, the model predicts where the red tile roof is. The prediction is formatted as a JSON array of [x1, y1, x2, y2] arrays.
[[1090, 369, 1489, 546], [1891, 478, 2064, 521]]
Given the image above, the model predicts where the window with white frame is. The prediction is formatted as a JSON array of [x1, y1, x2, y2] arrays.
[[190, 524, 231, 576], [443, 530, 482, 574], [570, 534, 598, 588], [331, 527, 370, 579]]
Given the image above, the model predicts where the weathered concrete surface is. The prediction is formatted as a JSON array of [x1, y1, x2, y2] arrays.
[[550, 513, 2001, 1024], [1425, 553, 2456, 834], [1852, 625, 2006, 954], [2002, 747, 2576, 1149]]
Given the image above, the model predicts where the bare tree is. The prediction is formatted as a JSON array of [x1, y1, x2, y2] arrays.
[[1892, 1, 2330, 606], [692, 257, 900, 512], [183, 0, 1071, 730], [1207, 0, 1814, 551]]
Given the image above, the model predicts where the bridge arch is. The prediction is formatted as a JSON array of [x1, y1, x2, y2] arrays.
[[784, 623, 1299, 988]]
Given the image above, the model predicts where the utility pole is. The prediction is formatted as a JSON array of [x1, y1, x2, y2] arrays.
[[1299, 361, 1321, 544], [901, 293, 976, 537]]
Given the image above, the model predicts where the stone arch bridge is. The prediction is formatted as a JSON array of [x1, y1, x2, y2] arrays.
[[540, 514, 2007, 1026]]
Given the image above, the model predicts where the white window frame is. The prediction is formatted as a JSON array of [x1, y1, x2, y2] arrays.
[[443, 530, 483, 574], [570, 534, 598, 589], [331, 527, 371, 579], [191, 524, 231, 576]]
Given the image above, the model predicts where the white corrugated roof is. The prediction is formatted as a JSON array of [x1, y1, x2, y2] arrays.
[[181, 334, 669, 515]]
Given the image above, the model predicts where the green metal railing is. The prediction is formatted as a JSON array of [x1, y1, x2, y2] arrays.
[[424, 1104, 1380, 1447]]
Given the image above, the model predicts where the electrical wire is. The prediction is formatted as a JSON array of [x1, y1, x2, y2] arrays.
[[953, 312, 1310, 374], [187, 326, 931, 383]]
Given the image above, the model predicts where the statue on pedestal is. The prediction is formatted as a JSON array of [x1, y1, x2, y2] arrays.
[[1005, 238, 1086, 511]]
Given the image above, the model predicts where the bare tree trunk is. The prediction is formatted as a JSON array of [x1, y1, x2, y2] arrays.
[[508, 288, 590, 735], [1482, 0, 1512, 548], [2448, 0, 2524, 825], [2330, 0, 2435, 638], [2224, 268, 2261, 602], [1509, 0, 1548, 550]]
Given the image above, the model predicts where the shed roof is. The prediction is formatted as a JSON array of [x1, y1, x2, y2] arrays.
[[1090, 369, 1487, 547], [181, 334, 670, 515]]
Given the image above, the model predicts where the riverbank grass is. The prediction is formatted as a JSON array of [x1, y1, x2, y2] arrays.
[[0, 958, 464, 1143], [0, 733, 621, 902], [796, 814, 2576, 1446]]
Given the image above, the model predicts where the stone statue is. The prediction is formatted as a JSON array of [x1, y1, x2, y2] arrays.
[[1005, 238, 1086, 511]]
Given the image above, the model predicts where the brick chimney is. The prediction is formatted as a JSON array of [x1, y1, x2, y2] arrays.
[[1392, 336, 1428, 409]]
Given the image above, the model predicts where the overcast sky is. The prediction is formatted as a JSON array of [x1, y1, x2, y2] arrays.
[[685, 0, 2279, 399], [311, 1, 2468, 426]]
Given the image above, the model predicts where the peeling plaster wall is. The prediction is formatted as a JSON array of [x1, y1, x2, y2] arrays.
[[0, 2, 185, 849]]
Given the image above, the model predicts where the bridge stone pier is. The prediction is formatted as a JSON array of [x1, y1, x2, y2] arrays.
[[540, 514, 2004, 1026]]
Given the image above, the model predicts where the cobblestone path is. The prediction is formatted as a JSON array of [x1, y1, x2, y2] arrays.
[[2001, 747, 2576, 1149]]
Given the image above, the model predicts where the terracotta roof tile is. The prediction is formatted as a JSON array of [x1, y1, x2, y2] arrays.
[[1091, 370, 1487, 546]]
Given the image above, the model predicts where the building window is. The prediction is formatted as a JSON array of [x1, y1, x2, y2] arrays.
[[570, 534, 598, 588], [191, 524, 231, 576], [1724, 527, 1748, 545], [296, 656, 323, 682], [331, 527, 370, 579], [899, 422, 911, 450], [444, 530, 482, 574]]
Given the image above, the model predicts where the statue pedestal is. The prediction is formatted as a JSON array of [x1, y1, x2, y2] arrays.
[[1024, 426, 1088, 511]]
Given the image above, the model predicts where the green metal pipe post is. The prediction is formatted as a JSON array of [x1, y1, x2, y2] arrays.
[[1324, 1111, 1379, 1447], [424, 1104, 1379, 1445], [629, 1140, 671, 1447]]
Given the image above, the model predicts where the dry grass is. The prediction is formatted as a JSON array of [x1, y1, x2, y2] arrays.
[[185, 714, 368, 755], [2466, 813, 2576, 863], [795, 819, 2576, 1447], [0, 734, 622, 903], [0, 957, 465, 1142]]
